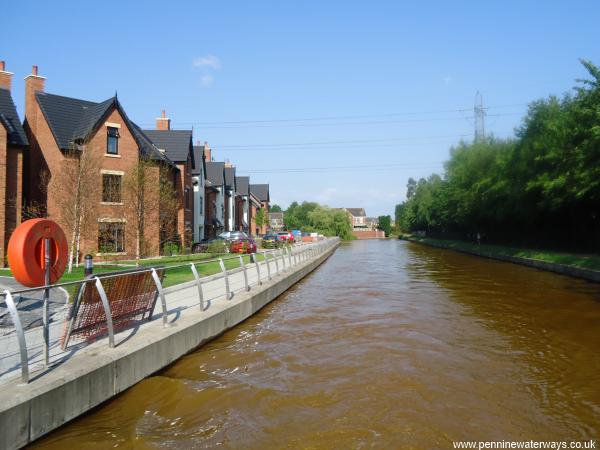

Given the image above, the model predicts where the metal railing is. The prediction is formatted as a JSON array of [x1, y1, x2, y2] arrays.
[[0, 238, 338, 383]]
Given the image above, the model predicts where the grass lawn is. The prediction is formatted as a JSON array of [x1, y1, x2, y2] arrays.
[[403, 235, 600, 271], [0, 252, 268, 294]]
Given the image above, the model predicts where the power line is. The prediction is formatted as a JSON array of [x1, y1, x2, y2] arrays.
[[216, 134, 471, 151], [142, 112, 520, 130], [237, 162, 444, 174], [138, 103, 527, 127], [216, 133, 469, 148]]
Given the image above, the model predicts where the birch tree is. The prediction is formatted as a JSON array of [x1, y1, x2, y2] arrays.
[[51, 146, 101, 273]]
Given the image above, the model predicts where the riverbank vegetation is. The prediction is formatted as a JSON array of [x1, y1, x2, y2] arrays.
[[395, 59, 600, 252], [402, 235, 600, 271], [283, 201, 354, 240]]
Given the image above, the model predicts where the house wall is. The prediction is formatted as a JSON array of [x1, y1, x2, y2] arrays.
[[250, 203, 258, 236], [175, 158, 193, 249], [192, 175, 205, 242], [204, 187, 218, 239], [0, 125, 6, 266], [24, 75, 162, 260]]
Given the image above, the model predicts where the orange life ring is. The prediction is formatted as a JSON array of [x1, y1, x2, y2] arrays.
[[7, 219, 68, 287]]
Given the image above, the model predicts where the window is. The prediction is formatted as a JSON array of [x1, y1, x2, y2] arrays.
[[107, 127, 119, 155], [199, 196, 203, 213], [102, 174, 122, 203], [98, 222, 125, 253], [184, 188, 190, 209]]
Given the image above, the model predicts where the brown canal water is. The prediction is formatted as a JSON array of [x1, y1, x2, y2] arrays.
[[32, 240, 600, 449]]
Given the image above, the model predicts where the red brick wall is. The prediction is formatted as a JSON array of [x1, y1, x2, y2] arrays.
[[26, 90, 163, 260], [176, 158, 193, 249], [352, 230, 386, 239], [0, 125, 7, 266]]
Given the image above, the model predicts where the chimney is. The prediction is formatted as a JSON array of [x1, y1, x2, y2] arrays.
[[203, 141, 212, 162], [224, 159, 234, 168], [156, 109, 171, 130], [24, 65, 46, 134], [0, 61, 13, 91]]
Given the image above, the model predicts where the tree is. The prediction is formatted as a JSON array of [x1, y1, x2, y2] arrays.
[[50, 146, 101, 273], [255, 208, 269, 231], [377, 215, 392, 237], [270, 204, 282, 212], [123, 157, 179, 265]]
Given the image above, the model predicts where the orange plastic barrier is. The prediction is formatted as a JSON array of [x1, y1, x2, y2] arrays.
[[7, 219, 68, 287]]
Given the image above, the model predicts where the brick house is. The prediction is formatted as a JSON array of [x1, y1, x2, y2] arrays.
[[0, 62, 28, 267], [143, 112, 195, 250], [269, 212, 284, 231], [224, 165, 236, 232], [344, 208, 367, 231], [249, 183, 270, 235], [204, 160, 225, 239], [192, 142, 208, 242], [23, 66, 178, 260], [234, 176, 250, 233]]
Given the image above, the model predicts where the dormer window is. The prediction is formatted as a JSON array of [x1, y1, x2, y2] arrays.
[[107, 127, 119, 155]]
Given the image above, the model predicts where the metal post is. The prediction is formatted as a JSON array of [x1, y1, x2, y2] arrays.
[[288, 247, 293, 266], [94, 277, 115, 348], [274, 250, 280, 274], [263, 251, 272, 280], [43, 237, 50, 366], [239, 255, 250, 291], [150, 268, 169, 326], [252, 253, 262, 285], [280, 249, 286, 271], [84, 254, 93, 276], [190, 263, 205, 310], [3, 290, 29, 383], [219, 258, 232, 300]]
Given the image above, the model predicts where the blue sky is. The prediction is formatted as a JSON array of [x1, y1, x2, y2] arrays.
[[2, 1, 599, 216]]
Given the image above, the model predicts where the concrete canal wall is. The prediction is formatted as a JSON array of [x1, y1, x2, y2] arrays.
[[0, 240, 339, 450], [404, 237, 600, 283]]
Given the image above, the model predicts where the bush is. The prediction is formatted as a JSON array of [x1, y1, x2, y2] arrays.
[[163, 242, 180, 256], [206, 240, 229, 253]]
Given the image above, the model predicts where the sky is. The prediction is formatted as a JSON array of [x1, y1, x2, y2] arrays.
[[2, 1, 599, 217]]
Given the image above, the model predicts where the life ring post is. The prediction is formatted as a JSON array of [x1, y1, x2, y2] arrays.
[[43, 237, 50, 367]]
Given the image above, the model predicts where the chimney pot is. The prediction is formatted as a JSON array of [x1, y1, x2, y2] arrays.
[[161, 109, 166, 118], [0, 61, 5, 72], [32, 65, 38, 76]]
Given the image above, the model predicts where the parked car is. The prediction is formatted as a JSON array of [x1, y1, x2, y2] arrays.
[[230, 237, 257, 254], [218, 231, 249, 241], [192, 236, 228, 253], [277, 231, 295, 242], [262, 233, 279, 242]]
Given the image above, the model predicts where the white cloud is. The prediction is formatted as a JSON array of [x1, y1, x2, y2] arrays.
[[200, 74, 214, 87], [193, 55, 221, 69]]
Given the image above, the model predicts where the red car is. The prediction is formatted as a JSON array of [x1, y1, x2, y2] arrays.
[[230, 237, 257, 254], [277, 231, 295, 243]]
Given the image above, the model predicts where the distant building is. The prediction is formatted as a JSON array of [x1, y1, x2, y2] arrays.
[[342, 208, 385, 239], [344, 208, 367, 231], [250, 184, 270, 235], [204, 161, 225, 239], [365, 217, 379, 231], [269, 212, 284, 231]]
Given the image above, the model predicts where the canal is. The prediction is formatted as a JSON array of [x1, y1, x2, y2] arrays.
[[33, 240, 600, 448]]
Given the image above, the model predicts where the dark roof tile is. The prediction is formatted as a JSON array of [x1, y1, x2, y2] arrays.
[[142, 130, 194, 165], [250, 184, 269, 202], [206, 161, 225, 185], [0, 88, 28, 146]]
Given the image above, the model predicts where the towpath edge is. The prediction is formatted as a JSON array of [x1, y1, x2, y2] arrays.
[[0, 240, 339, 450], [402, 236, 600, 283]]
